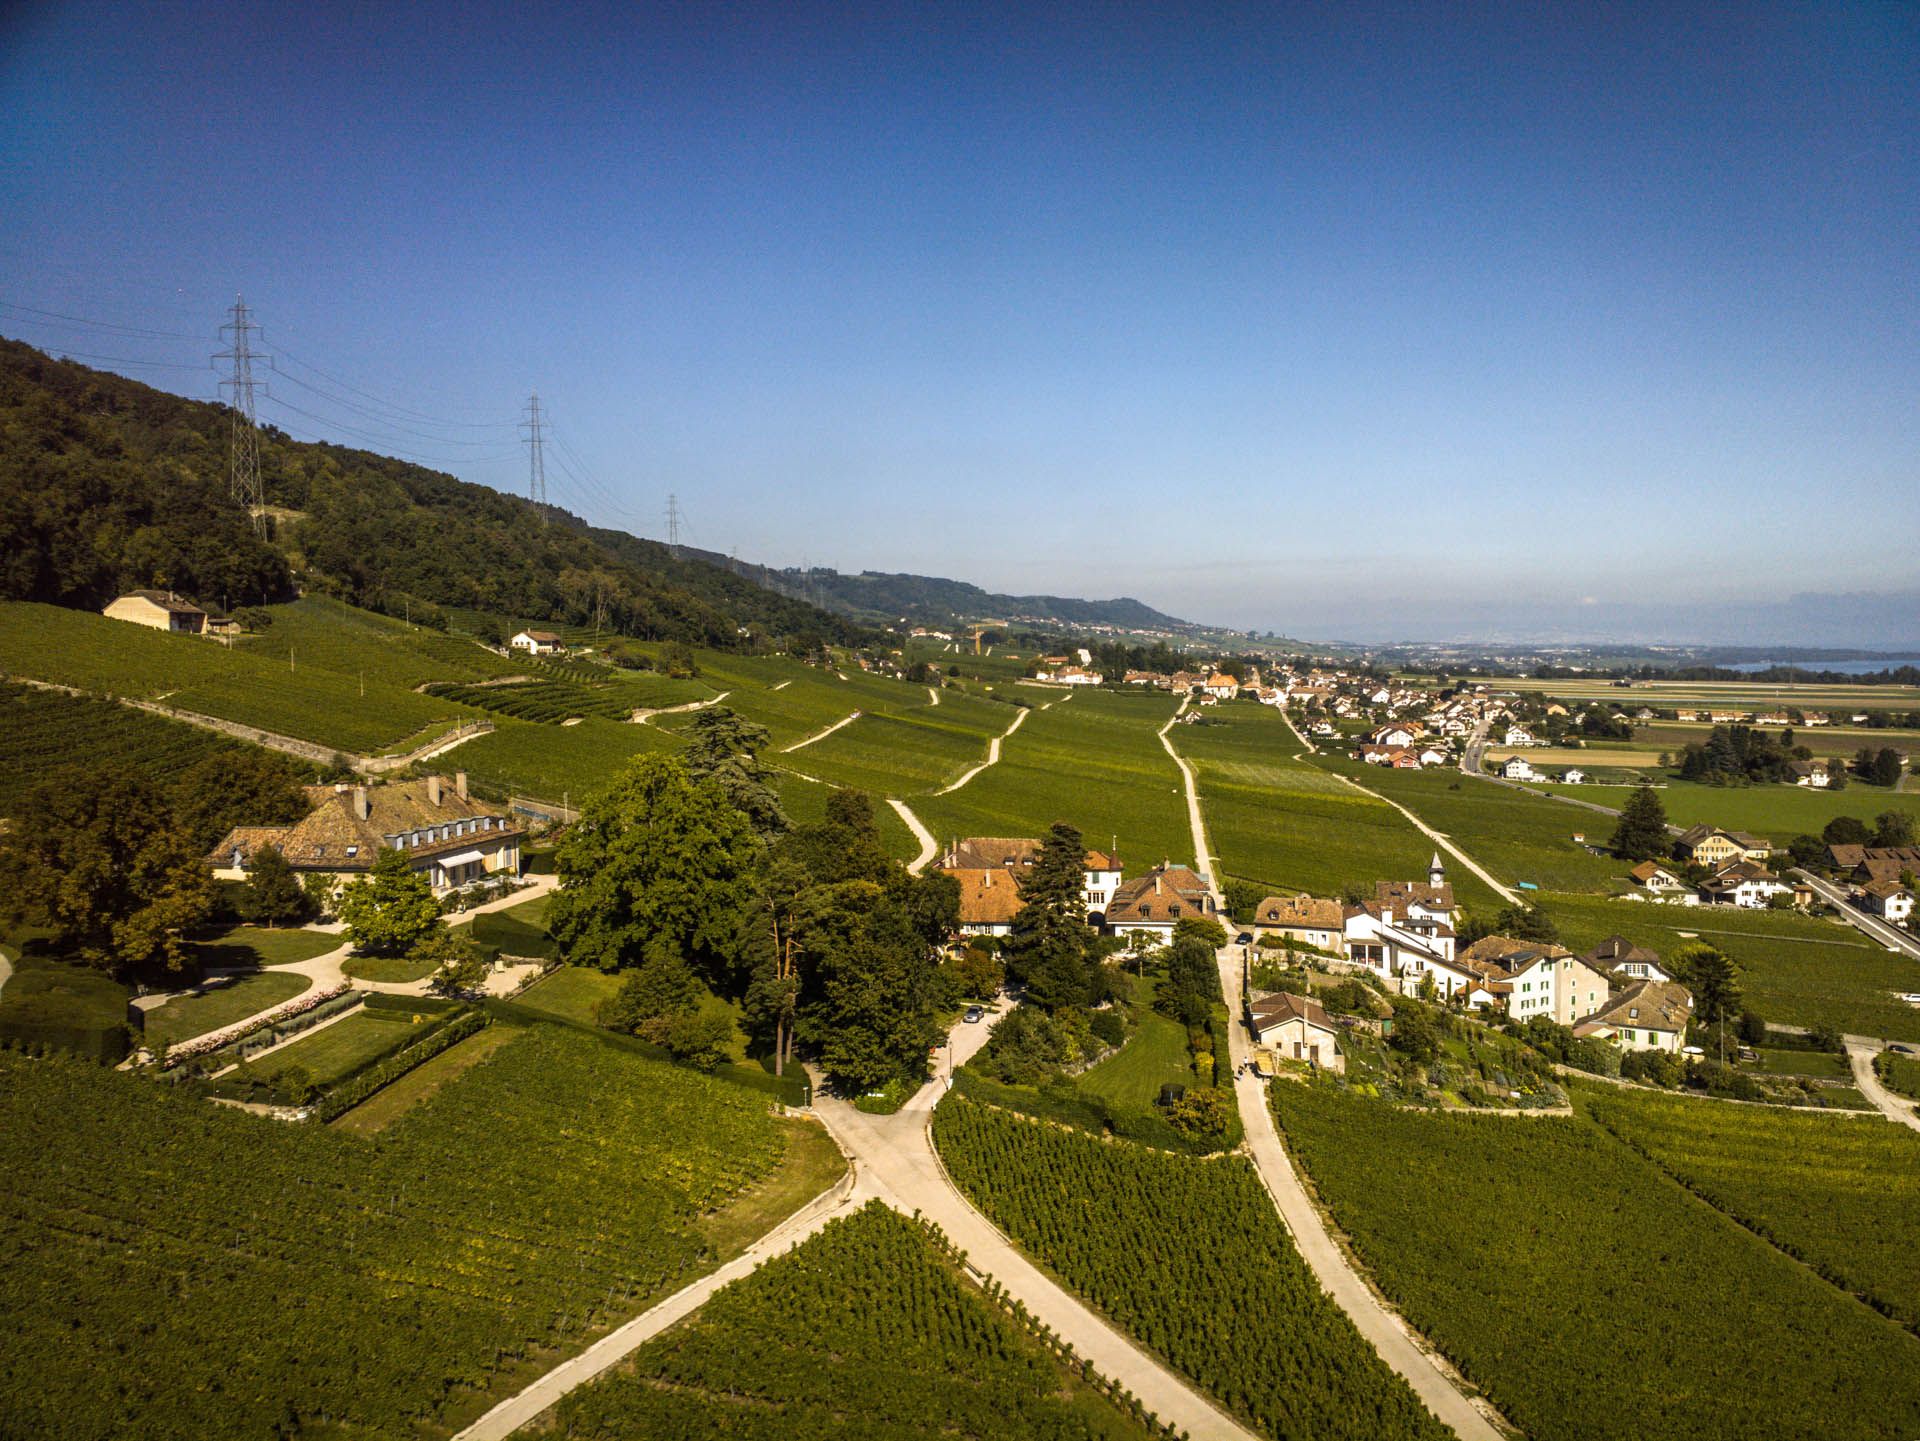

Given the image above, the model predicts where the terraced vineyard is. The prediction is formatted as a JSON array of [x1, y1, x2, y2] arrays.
[[551, 1201, 1157, 1441], [427, 674, 709, 722], [1538, 890, 1920, 1042], [1580, 1083, 1920, 1328], [452, 716, 683, 801], [0, 681, 260, 810], [1270, 1083, 1920, 1441], [235, 594, 520, 688], [933, 1096, 1452, 1441], [786, 691, 1018, 795], [0, 600, 478, 754], [916, 691, 1193, 870], [0, 1025, 823, 1439], [1168, 705, 1500, 910]]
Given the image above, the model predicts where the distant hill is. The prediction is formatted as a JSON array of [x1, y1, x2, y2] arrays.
[[685, 552, 1193, 631], [0, 338, 868, 649]]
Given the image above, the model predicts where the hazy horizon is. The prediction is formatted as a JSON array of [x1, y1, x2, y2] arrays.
[[3, 2, 1915, 646]]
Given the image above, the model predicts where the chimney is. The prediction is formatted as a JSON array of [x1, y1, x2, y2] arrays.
[[455, 770, 467, 800], [353, 786, 370, 821], [428, 775, 443, 807]]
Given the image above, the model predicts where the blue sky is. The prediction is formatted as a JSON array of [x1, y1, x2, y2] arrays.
[[2, 2, 1916, 644]]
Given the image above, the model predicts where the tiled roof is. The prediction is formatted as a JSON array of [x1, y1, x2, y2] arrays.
[[1581, 980, 1692, 1034], [1257, 895, 1344, 929], [1249, 990, 1335, 1032], [209, 776, 520, 872], [1374, 879, 1455, 912], [118, 589, 206, 615], [946, 867, 1025, 925], [944, 837, 1122, 873], [1108, 866, 1212, 924]]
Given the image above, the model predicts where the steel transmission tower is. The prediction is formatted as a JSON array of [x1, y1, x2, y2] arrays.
[[521, 394, 548, 520], [665, 493, 683, 555], [215, 297, 268, 535]]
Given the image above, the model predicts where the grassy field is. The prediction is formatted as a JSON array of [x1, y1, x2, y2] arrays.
[[1271, 1082, 1920, 1441], [1075, 1011, 1192, 1109], [1538, 678, 1920, 710], [1538, 890, 1920, 1041], [235, 1007, 429, 1084], [916, 691, 1192, 871], [783, 691, 1018, 796], [0, 1024, 836, 1439], [549, 1201, 1156, 1441], [143, 971, 313, 1047], [341, 953, 438, 983], [1752, 1046, 1851, 1078], [1324, 757, 1626, 896], [1172, 705, 1501, 911], [1581, 1083, 1920, 1328], [190, 924, 340, 969], [0, 600, 480, 754], [1531, 778, 1920, 841], [0, 682, 263, 811], [515, 964, 623, 1025]]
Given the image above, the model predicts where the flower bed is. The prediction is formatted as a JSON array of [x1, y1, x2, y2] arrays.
[[160, 984, 354, 1065]]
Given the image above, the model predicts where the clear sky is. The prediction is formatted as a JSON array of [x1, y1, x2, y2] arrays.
[[3, 2, 1916, 644]]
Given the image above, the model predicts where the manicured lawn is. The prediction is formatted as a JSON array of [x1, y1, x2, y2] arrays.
[[515, 965, 623, 1025], [144, 971, 312, 1048], [192, 924, 340, 969], [341, 953, 438, 983], [1752, 1047, 1850, 1079], [242, 1009, 428, 1084], [1076, 1011, 1192, 1109]]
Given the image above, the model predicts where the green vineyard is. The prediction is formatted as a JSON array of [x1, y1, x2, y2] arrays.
[[552, 1201, 1159, 1441], [0, 681, 255, 809], [0, 1025, 804, 1439], [932, 1096, 1451, 1441], [1270, 1082, 1920, 1441]]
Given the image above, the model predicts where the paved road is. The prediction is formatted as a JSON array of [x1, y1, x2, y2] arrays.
[[1846, 1040, 1920, 1132], [1796, 871, 1920, 961], [1216, 953, 1506, 1441], [1157, 698, 1213, 876], [452, 1159, 860, 1441], [813, 1016, 1256, 1441], [887, 797, 939, 875]]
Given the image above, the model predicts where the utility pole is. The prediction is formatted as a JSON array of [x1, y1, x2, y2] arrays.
[[215, 296, 268, 536], [521, 394, 548, 521], [665, 493, 682, 557]]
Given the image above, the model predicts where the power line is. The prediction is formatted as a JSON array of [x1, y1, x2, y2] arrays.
[[260, 391, 520, 464], [1, 343, 209, 372], [214, 297, 267, 536], [0, 297, 206, 341], [265, 364, 514, 446], [269, 341, 516, 430]]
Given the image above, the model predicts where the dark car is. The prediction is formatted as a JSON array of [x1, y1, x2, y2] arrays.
[[963, 1005, 986, 1023], [1236, 932, 1253, 945]]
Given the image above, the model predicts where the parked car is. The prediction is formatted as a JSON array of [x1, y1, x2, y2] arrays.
[[963, 1005, 985, 1024], [1235, 932, 1253, 945]]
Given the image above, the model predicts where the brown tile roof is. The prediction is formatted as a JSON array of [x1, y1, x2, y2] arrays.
[[1249, 990, 1335, 1031], [1257, 895, 1344, 930], [1582, 935, 1663, 968], [946, 868, 1025, 926], [121, 589, 206, 615], [1629, 861, 1676, 883], [206, 825, 295, 866], [210, 776, 520, 872], [1581, 980, 1692, 1034], [1107, 866, 1213, 925], [944, 837, 1122, 873], [1460, 936, 1571, 968], [1374, 879, 1456, 912], [1858, 858, 1915, 885]]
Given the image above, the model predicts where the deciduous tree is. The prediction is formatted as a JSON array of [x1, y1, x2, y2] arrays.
[[339, 848, 441, 957], [241, 845, 309, 928]]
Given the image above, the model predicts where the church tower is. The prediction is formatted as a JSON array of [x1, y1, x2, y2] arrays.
[[1429, 851, 1446, 889]]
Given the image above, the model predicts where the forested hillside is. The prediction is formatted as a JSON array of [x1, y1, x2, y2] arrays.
[[0, 338, 867, 649]]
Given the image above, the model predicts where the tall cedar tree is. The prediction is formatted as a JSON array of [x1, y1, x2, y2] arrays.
[[1609, 784, 1671, 860], [338, 847, 442, 957], [1004, 822, 1096, 1012], [0, 764, 214, 977], [548, 753, 762, 984], [681, 706, 788, 839]]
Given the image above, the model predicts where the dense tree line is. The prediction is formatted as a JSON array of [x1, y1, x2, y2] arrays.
[[0, 338, 868, 648]]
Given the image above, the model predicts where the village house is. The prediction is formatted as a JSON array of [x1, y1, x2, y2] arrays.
[[1341, 865, 1464, 994], [1788, 759, 1836, 788], [103, 589, 207, 634], [1576, 980, 1692, 1053], [1674, 824, 1772, 868], [946, 868, 1024, 936], [510, 629, 566, 656], [209, 773, 523, 894], [1248, 991, 1344, 1072], [1580, 936, 1672, 983], [1697, 859, 1793, 909], [1104, 863, 1217, 941], [938, 837, 1125, 923], [1203, 673, 1239, 701], [1370, 723, 1418, 749], [1559, 768, 1587, 785], [1859, 880, 1915, 927], [1458, 937, 1610, 1025], [1253, 894, 1345, 953], [1499, 755, 1538, 781], [1418, 745, 1451, 767], [1628, 860, 1686, 892], [1503, 725, 1537, 747]]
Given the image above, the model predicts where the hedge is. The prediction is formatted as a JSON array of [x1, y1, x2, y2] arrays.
[[0, 963, 132, 1065], [312, 1011, 490, 1122]]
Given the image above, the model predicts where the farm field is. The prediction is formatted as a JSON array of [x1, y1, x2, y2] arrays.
[[0, 600, 480, 754], [1579, 1083, 1920, 1328], [0, 681, 263, 811], [548, 1201, 1156, 1441], [1538, 678, 1920, 710], [1879, 1050, 1920, 1099], [0, 1024, 836, 1439], [1531, 778, 1920, 840], [782, 693, 1016, 796], [776, 770, 924, 863], [1634, 719, 1920, 760], [933, 1096, 1452, 1441], [1325, 758, 1626, 896], [1172, 705, 1500, 911], [915, 691, 1193, 871], [237, 594, 522, 688], [234, 1006, 430, 1085], [1536, 889, 1920, 1041], [1270, 1083, 1920, 1441], [515, 964, 624, 1025], [142, 971, 312, 1048]]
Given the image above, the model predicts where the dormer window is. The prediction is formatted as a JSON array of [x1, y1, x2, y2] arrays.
[[1628, 1007, 1639, 1019], [346, 846, 359, 858]]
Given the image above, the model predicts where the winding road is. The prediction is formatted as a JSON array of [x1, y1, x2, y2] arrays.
[[887, 797, 939, 875], [936, 701, 1036, 794], [781, 709, 861, 753]]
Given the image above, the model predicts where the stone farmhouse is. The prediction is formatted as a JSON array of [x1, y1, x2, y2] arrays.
[[1104, 863, 1219, 941], [1248, 991, 1344, 1073], [209, 772, 523, 894], [103, 589, 207, 634], [1575, 980, 1692, 1053], [1674, 824, 1772, 867]]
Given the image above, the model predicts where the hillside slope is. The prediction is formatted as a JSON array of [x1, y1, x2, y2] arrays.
[[0, 337, 865, 649]]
